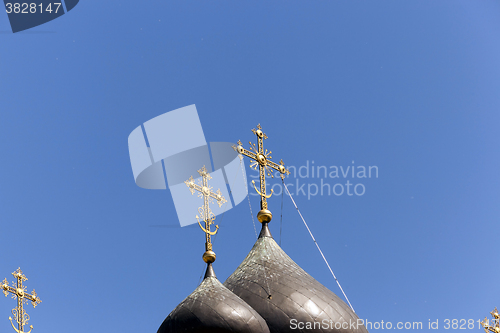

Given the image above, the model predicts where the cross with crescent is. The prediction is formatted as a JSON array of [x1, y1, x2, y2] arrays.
[[233, 124, 290, 222], [1, 268, 41, 333], [185, 166, 227, 263]]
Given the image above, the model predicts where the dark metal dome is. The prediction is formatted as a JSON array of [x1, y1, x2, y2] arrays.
[[223, 223, 369, 333], [157, 263, 270, 333]]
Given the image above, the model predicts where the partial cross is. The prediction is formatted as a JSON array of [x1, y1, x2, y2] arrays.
[[1, 268, 41, 333], [481, 307, 500, 333]]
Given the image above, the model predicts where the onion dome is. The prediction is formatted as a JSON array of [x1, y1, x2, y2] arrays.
[[158, 165, 270, 332], [157, 263, 270, 333], [223, 222, 369, 333]]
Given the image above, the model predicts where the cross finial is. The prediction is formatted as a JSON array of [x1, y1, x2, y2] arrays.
[[1, 268, 41, 333], [481, 307, 500, 333], [185, 166, 227, 264], [233, 124, 290, 223]]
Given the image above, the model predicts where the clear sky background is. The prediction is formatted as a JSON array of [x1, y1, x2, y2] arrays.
[[1, 1, 499, 332]]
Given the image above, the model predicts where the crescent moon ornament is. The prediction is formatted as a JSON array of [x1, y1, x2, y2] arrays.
[[252, 180, 273, 198]]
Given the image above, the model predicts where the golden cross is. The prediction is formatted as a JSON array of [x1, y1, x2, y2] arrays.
[[185, 165, 227, 263], [233, 124, 289, 222], [1, 268, 41, 333], [481, 307, 500, 333]]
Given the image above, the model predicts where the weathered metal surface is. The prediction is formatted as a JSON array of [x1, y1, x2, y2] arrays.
[[224, 224, 369, 333], [158, 264, 270, 333]]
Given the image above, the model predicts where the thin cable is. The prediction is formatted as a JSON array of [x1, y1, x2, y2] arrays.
[[212, 159, 245, 242], [282, 179, 356, 313], [197, 265, 205, 285], [199, 161, 243, 285], [239, 156, 270, 295], [279, 185, 284, 247], [240, 156, 258, 239], [260, 254, 272, 298], [246, 194, 258, 239]]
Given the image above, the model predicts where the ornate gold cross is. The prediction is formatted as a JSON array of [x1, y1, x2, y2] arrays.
[[481, 307, 500, 333], [185, 165, 227, 263], [1, 268, 41, 333], [233, 124, 289, 222]]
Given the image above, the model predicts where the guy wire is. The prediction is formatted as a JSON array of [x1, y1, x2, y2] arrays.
[[281, 178, 356, 313]]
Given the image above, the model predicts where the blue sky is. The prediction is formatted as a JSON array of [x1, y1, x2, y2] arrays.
[[1, 1, 500, 332]]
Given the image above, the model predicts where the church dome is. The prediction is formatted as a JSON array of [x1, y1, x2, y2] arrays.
[[157, 263, 270, 333], [223, 223, 368, 333]]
